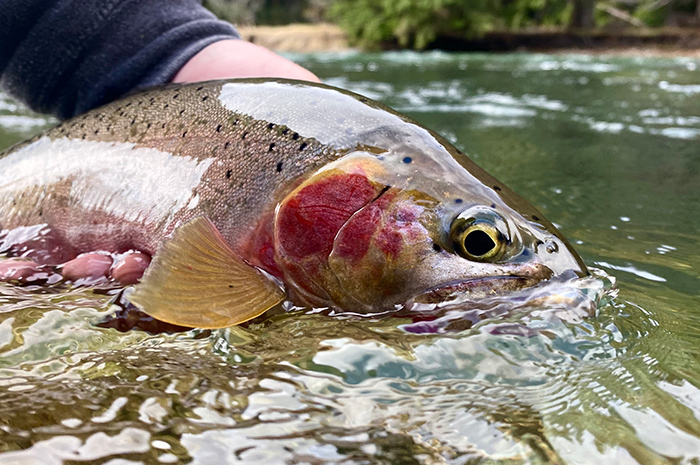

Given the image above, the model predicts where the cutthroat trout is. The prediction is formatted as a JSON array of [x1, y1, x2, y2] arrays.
[[0, 79, 587, 328]]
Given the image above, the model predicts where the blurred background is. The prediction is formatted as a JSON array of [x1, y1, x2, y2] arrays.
[[204, 0, 700, 52]]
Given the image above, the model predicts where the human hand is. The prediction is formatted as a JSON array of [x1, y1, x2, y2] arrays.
[[172, 39, 320, 84]]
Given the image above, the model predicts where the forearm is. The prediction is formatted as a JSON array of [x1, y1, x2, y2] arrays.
[[172, 39, 320, 84]]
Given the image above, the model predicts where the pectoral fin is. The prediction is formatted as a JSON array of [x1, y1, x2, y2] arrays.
[[130, 217, 285, 329]]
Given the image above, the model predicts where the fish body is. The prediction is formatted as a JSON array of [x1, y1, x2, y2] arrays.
[[0, 79, 587, 327]]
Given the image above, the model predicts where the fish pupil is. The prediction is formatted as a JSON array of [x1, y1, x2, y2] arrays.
[[464, 230, 496, 257]]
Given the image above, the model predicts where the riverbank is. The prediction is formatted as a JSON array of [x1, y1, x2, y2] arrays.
[[238, 23, 349, 52], [238, 23, 700, 57]]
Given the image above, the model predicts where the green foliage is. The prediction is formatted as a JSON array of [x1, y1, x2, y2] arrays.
[[203, 0, 700, 49], [329, 0, 500, 50], [632, 0, 675, 27], [329, 0, 700, 50], [329, 0, 584, 49], [501, 0, 571, 29]]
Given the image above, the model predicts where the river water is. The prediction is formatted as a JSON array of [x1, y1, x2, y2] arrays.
[[0, 52, 698, 464]]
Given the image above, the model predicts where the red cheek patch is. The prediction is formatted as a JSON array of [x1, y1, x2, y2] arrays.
[[334, 193, 429, 266], [332, 202, 381, 265], [334, 189, 397, 265], [276, 171, 383, 261]]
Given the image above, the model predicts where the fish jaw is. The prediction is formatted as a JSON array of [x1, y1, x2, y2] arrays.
[[405, 262, 553, 308]]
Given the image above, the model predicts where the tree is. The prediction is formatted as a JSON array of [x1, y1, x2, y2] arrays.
[[570, 0, 596, 28]]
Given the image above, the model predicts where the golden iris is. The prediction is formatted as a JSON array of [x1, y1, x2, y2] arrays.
[[449, 211, 508, 262]]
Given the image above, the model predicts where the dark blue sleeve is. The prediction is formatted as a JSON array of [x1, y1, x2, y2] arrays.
[[0, 0, 240, 119]]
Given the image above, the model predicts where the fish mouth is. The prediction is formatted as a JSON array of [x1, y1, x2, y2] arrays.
[[409, 275, 544, 307]]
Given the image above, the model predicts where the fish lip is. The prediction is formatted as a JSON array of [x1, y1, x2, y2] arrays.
[[409, 275, 544, 306], [408, 259, 557, 307]]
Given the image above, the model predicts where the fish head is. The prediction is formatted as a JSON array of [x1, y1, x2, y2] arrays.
[[274, 143, 586, 313]]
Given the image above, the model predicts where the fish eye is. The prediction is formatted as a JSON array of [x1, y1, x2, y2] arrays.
[[449, 208, 509, 262]]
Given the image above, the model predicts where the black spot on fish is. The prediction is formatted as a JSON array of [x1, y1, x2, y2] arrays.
[[163, 104, 169, 109], [276, 162, 283, 172], [403, 156, 412, 164], [146, 123, 151, 129], [267, 123, 274, 130], [161, 123, 166, 129], [282, 128, 289, 135], [375, 185, 392, 200], [182, 131, 187, 137], [173, 93, 179, 99], [196, 86, 204, 91], [242, 132, 248, 140], [179, 110, 185, 115], [292, 132, 299, 140], [106, 124, 111, 131], [202, 96, 208, 101], [228, 284, 233, 288], [432, 243, 442, 252], [224, 141, 230, 149], [131, 118, 136, 125], [216, 124, 222, 132], [493, 185, 501, 191], [226, 170, 232, 179], [233, 119, 239, 125], [299, 142, 307, 151], [491, 204, 496, 208], [125, 102, 131, 108], [80, 123, 85, 128], [532, 215, 540, 221], [455, 198, 463, 204], [268, 143, 275, 152], [94, 129, 99, 134]]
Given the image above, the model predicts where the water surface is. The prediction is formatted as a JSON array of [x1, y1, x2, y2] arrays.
[[1, 52, 699, 464]]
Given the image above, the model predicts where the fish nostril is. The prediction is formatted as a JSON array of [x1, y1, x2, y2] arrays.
[[545, 240, 558, 254]]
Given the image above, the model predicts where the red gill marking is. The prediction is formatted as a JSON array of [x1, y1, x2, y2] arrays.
[[334, 192, 429, 265], [244, 211, 283, 279], [334, 189, 399, 265], [277, 172, 381, 260], [376, 201, 426, 260], [332, 201, 381, 265]]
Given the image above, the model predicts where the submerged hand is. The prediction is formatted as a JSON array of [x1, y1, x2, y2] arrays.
[[173, 39, 320, 84]]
